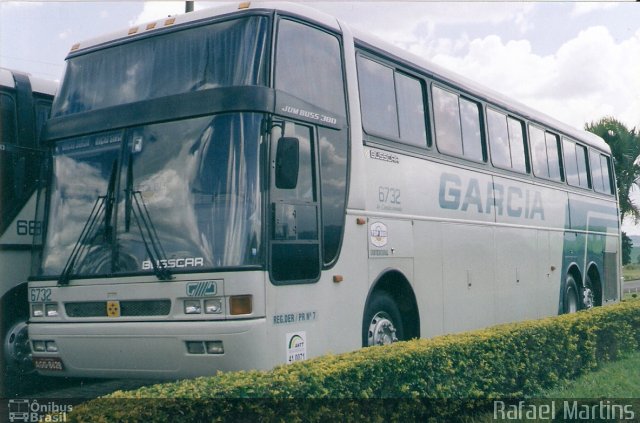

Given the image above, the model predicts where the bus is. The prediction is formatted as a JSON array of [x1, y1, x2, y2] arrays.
[[27, 2, 620, 380], [1, 68, 56, 395]]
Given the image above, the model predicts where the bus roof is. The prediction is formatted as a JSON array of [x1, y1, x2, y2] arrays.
[[0, 68, 57, 97], [64, 1, 609, 154]]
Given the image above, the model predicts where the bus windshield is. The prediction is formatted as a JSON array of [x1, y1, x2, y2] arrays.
[[52, 15, 269, 117], [40, 113, 263, 278]]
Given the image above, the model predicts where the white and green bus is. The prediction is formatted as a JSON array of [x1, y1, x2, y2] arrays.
[[1, 68, 55, 395], [28, 2, 620, 379]]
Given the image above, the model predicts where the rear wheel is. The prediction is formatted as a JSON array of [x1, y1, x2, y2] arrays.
[[582, 274, 595, 310], [563, 275, 579, 314], [362, 292, 404, 347]]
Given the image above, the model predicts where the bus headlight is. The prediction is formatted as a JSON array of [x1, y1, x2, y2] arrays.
[[45, 304, 59, 318], [32, 304, 45, 318], [184, 300, 201, 314], [204, 299, 222, 314]]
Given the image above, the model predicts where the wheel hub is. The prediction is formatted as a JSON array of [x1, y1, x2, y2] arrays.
[[582, 287, 594, 309], [367, 312, 398, 346]]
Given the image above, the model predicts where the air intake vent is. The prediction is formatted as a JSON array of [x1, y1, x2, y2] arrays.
[[66, 300, 171, 317]]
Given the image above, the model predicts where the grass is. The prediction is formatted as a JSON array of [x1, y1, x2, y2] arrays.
[[541, 351, 640, 398], [623, 264, 640, 281], [466, 352, 640, 422]]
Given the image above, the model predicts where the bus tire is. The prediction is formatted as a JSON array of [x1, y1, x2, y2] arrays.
[[582, 274, 595, 310], [563, 275, 579, 314], [362, 292, 404, 347], [1, 289, 34, 397]]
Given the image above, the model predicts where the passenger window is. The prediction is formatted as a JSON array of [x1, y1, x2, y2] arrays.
[[459, 98, 483, 161], [590, 149, 605, 193], [575, 144, 590, 189], [487, 108, 527, 173], [563, 138, 580, 187], [357, 56, 398, 139], [529, 125, 562, 181], [487, 108, 511, 169], [546, 132, 562, 181], [433, 86, 462, 156], [529, 126, 548, 177], [600, 155, 613, 195], [432, 86, 483, 161], [564, 139, 590, 189], [507, 117, 526, 173], [395, 72, 427, 147], [357, 54, 427, 148]]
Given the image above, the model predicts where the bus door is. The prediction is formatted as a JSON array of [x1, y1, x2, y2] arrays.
[[268, 120, 321, 284]]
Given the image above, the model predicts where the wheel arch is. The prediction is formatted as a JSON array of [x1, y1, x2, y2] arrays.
[[586, 262, 603, 307], [364, 269, 420, 341]]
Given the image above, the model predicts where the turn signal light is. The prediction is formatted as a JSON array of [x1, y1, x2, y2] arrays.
[[229, 295, 252, 315]]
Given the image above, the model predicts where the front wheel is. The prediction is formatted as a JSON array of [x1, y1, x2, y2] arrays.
[[362, 292, 404, 347]]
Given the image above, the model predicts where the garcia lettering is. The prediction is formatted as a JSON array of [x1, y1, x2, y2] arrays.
[[439, 173, 544, 220]]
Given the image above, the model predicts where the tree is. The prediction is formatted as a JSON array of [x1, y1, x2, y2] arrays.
[[586, 117, 640, 222], [622, 231, 632, 265]]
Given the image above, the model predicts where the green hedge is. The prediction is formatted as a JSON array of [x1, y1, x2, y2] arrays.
[[68, 299, 640, 422]]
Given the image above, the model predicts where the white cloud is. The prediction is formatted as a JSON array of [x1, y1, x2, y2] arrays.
[[571, 2, 618, 18], [417, 26, 639, 130]]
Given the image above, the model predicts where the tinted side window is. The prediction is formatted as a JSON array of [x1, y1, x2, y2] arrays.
[[575, 144, 590, 189], [507, 117, 526, 173], [545, 132, 562, 181], [395, 72, 427, 147], [35, 99, 53, 146], [433, 86, 462, 156], [487, 108, 511, 169], [563, 138, 580, 187], [432, 86, 483, 161], [357, 56, 398, 138], [530, 126, 562, 181], [564, 138, 590, 189], [357, 55, 427, 148], [1, 93, 17, 145], [529, 125, 548, 177], [487, 108, 527, 173], [590, 149, 605, 192], [600, 155, 613, 195], [319, 126, 348, 265], [459, 98, 483, 161], [276, 19, 346, 115]]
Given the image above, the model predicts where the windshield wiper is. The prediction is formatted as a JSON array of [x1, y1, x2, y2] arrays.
[[124, 156, 173, 281], [58, 160, 117, 286]]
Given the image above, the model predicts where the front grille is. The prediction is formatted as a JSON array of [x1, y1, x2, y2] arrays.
[[65, 300, 171, 317]]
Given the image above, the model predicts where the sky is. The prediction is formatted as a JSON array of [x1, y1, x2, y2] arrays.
[[1, 0, 639, 229]]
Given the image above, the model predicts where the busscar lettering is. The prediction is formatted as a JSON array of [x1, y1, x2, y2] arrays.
[[142, 257, 204, 270], [369, 150, 399, 164], [439, 173, 544, 220]]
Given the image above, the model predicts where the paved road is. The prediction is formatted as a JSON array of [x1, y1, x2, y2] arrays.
[[624, 279, 640, 294]]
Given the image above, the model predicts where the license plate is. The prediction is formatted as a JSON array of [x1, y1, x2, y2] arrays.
[[33, 357, 65, 372]]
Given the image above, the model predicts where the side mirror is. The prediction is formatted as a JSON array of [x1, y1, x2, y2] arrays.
[[275, 137, 299, 190]]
